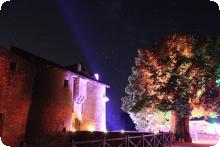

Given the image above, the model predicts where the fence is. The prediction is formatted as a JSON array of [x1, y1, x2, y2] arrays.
[[71, 132, 174, 147], [22, 132, 174, 147]]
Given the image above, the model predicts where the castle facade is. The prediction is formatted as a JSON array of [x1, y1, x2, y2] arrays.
[[0, 47, 109, 146]]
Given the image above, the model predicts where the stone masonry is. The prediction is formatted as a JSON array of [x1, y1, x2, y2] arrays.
[[0, 47, 109, 146]]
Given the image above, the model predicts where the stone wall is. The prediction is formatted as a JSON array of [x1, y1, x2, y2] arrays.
[[26, 66, 73, 144], [0, 48, 35, 146], [0, 47, 108, 146], [82, 81, 106, 131], [72, 78, 87, 131]]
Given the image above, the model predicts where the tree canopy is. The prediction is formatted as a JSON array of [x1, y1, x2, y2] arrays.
[[122, 34, 220, 131]]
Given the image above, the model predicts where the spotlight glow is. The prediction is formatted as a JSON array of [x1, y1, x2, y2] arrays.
[[104, 96, 109, 102], [103, 129, 108, 134], [88, 126, 95, 132], [120, 129, 125, 133], [94, 74, 99, 80], [72, 128, 76, 132]]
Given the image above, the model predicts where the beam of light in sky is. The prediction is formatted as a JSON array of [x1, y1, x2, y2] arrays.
[[56, 0, 98, 72]]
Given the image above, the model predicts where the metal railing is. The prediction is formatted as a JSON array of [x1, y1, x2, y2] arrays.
[[72, 132, 174, 147], [22, 132, 174, 147]]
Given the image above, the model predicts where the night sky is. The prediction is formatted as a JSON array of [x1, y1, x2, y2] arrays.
[[0, 0, 220, 130]]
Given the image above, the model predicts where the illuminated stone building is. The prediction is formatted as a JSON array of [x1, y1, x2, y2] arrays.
[[0, 47, 109, 146]]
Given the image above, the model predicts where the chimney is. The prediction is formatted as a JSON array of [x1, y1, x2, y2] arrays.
[[77, 64, 82, 72]]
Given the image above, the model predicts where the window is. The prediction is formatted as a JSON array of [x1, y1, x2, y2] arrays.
[[9, 62, 16, 71], [62, 127, 66, 133], [77, 96, 85, 104], [64, 79, 68, 88]]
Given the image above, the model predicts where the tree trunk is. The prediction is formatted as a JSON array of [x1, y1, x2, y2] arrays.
[[174, 113, 192, 142]]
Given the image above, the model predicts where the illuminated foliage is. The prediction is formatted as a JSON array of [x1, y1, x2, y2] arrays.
[[122, 34, 220, 131], [191, 107, 205, 118], [129, 108, 171, 132]]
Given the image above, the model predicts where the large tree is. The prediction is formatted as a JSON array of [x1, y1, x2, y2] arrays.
[[122, 34, 220, 142]]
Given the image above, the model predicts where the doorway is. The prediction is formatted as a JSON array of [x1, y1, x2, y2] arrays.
[[74, 118, 81, 131]]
